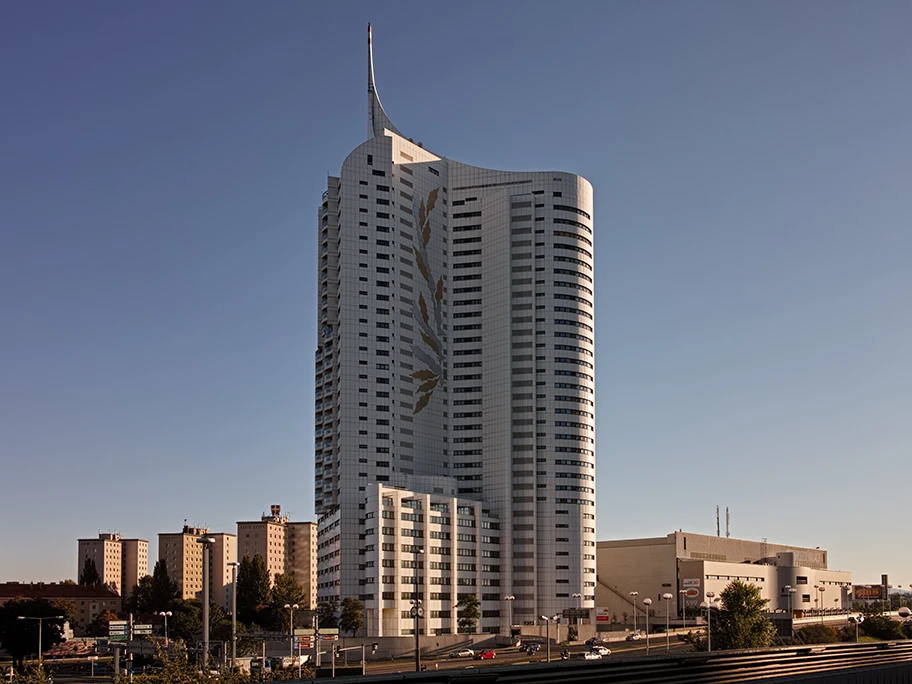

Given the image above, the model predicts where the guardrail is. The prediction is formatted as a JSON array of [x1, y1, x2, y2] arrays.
[[294, 640, 912, 683]]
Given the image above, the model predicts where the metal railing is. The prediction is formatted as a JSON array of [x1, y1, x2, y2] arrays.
[[295, 640, 912, 684]]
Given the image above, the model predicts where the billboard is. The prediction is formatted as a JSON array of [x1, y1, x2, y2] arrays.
[[596, 608, 611, 622], [853, 585, 884, 600], [682, 578, 701, 588]]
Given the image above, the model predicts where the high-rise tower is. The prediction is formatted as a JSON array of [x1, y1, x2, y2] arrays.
[[315, 26, 595, 636]]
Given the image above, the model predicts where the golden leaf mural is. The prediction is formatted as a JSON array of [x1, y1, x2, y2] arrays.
[[417, 376, 439, 394], [411, 185, 445, 414], [421, 331, 440, 355], [419, 294, 429, 325]]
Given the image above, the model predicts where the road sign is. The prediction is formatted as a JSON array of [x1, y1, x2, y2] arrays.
[[133, 625, 153, 635], [295, 637, 311, 647], [109, 635, 127, 642], [318, 635, 338, 641], [109, 621, 128, 626], [562, 609, 589, 618]]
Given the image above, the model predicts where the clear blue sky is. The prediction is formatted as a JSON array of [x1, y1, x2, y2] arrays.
[[2, 1, 910, 586]]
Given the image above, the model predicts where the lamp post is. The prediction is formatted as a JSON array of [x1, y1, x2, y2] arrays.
[[228, 561, 240, 670], [540, 615, 559, 663], [678, 590, 687, 630], [629, 591, 638, 635], [705, 591, 716, 653], [17, 615, 64, 663], [412, 547, 424, 673], [572, 593, 583, 628], [284, 604, 299, 658], [642, 599, 652, 654], [786, 586, 797, 639], [819, 586, 826, 622], [154, 611, 172, 646], [504, 595, 515, 637], [196, 536, 215, 671], [661, 594, 673, 652], [848, 614, 864, 642]]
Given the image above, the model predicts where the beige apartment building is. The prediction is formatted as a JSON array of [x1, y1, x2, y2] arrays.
[[237, 505, 317, 608], [77, 533, 148, 596], [158, 525, 235, 610]]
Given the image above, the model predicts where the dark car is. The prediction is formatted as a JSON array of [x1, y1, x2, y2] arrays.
[[524, 643, 541, 654]]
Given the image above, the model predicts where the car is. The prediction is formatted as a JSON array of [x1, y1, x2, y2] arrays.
[[578, 651, 602, 660], [524, 643, 541, 654], [473, 650, 496, 660], [585, 638, 610, 647], [590, 646, 611, 656], [625, 633, 644, 641], [449, 649, 475, 659]]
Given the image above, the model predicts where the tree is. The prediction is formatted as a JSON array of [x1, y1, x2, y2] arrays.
[[795, 624, 838, 644], [260, 574, 307, 631], [339, 598, 364, 637], [0, 598, 71, 670], [860, 614, 905, 641], [79, 558, 101, 586], [124, 575, 154, 615], [456, 594, 480, 634], [85, 611, 121, 637], [622, 611, 629, 627], [317, 597, 339, 629], [149, 560, 181, 609], [236, 555, 271, 626], [706, 580, 776, 651]]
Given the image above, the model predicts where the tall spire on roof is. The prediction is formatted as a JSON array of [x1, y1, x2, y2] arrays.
[[367, 24, 402, 139]]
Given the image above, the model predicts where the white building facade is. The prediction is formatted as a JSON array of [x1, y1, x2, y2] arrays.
[[314, 26, 596, 635]]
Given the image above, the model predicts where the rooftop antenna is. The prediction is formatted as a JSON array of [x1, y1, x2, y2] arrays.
[[716, 505, 720, 537], [726, 507, 730, 538]]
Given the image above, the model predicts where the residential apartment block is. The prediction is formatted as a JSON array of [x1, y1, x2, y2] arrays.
[[77, 533, 148, 596], [314, 27, 596, 635], [237, 505, 317, 609], [158, 525, 235, 610]]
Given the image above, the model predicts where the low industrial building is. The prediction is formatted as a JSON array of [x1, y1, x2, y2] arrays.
[[0, 582, 122, 636], [596, 531, 852, 630]]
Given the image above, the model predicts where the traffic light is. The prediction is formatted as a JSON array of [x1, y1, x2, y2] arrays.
[[371, 642, 378, 654], [334, 645, 340, 658]]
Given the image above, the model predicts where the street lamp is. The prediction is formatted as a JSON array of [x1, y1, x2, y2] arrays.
[[228, 561, 240, 670], [786, 586, 797, 639], [678, 590, 687, 630], [412, 547, 424, 673], [819, 586, 826, 622], [540, 615, 559, 663], [705, 591, 717, 653], [195, 536, 216, 671], [848, 614, 865, 642], [629, 591, 639, 635], [17, 616, 64, 663], [284, 604, 299, 658], [572, 593, 583, 629], [154, 611, 172, 646], [661, 594, 673, 652], [642, 598, 653, 655], [504, 595, 515, 637]]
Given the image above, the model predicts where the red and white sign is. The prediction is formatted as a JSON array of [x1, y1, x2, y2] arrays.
[[685, 588, 700, 598], [682, 578, 701, 588], [596, 608, 611, 622]]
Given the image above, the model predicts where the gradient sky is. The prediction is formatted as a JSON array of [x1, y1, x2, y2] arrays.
[[2, 1, 910, 586]]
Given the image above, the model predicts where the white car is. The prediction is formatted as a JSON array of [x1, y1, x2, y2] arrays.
[[449, 648, 475, 659], [590, 646, 611, 656], [625, 632, 644, 641], [578, 651, 602, 660]]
